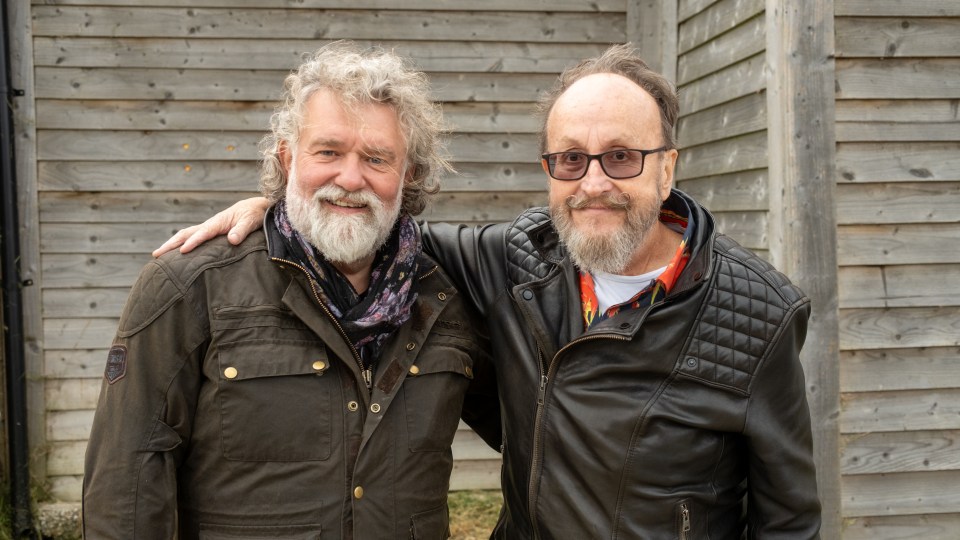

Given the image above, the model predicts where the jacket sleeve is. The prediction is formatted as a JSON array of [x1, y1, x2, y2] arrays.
[[459, 317, 502, 452], [419, 221, 509, 316], [744, 302, 822, 539], [82, 260, 208, 539]]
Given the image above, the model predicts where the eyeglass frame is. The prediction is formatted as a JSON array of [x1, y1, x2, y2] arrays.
[[540, 146, 668, 181]]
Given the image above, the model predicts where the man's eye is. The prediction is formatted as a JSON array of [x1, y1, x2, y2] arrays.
[[561, 153, 584, 163], [368, 156, 385, 165]]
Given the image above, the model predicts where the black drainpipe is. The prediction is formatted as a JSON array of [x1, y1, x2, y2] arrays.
[[1, 0, 37, 537]]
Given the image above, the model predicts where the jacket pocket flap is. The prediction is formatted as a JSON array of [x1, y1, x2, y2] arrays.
[[140, 419, 182, 452], [218, 340, 329, 381], [409, 347, 474, 379]]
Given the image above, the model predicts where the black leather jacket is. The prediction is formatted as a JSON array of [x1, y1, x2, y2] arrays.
[[422, 189, 821, 539]]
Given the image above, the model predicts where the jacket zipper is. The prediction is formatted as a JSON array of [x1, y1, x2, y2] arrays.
[[272, 257, 370, 389], [680, 502, 691, 540], [526, 333, 630, 539]]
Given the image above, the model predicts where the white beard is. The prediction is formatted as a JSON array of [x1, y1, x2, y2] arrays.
[[551, 187, 663, 275], [285, 170, 402, 265]]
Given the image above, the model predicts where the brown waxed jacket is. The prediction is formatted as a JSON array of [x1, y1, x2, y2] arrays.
[[82, 217, 499, 540]]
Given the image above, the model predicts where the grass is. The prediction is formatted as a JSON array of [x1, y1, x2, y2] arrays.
[[448, 489, 503, 540]]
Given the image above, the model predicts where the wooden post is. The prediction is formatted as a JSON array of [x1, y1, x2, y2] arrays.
[[9, 0, 46, 491], [627, 0, 678, 83], [765, 1, 841, 537]]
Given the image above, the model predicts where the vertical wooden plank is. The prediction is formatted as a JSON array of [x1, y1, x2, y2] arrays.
[[765, 1, 841, 537], [9, 0, 47, 487], [627, 0, 679, 84]]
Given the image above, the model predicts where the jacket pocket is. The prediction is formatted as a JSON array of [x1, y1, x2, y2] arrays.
[[217, 339, 333, 461], [199, 522, 321, 539], [409, 503, 450, 540], [402, 338, 474, 452]]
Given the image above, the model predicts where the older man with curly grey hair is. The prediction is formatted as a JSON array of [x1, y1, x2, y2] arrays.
[[83, 42, 499, 540]]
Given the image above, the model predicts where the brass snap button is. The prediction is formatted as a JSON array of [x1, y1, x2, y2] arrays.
[[353, 486, 364, 499], [409, 365, 420, 375], [406, 342, 417, 351], [347, 401, 359, 412], [437, 292, 447, 301], [312, 360, 326, 371], [223, 367, 238, 379], [370, 403, 381, 414]]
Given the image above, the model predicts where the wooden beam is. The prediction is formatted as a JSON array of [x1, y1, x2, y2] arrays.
[[627, 0, 678, 83], [9, 0, 48, 491], [765, 0, 841, 536]]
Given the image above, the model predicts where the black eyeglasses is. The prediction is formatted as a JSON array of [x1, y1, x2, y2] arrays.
[[541, 147, 667, 181]]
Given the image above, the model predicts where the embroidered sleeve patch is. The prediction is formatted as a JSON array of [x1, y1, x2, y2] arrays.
[[105, 345, 128, 384]]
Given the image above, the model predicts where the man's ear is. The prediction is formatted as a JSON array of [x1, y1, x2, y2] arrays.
[[659, 148, 679, 198], [278, 141, 292, 176]]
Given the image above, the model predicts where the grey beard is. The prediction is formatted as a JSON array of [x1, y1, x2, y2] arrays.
[[286, 183, 401, 265], [551, 191, 662, 275]]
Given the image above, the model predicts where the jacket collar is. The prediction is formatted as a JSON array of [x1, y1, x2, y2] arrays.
[[508, 189, 716, 297]]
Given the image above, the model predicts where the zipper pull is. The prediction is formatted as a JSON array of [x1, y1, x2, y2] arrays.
[[362, 368, 373, 389], [537, 375, 547, 405], [680, 503, 691, 539]]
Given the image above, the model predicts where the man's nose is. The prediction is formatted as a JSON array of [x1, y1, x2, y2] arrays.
[[579, 158, 613, 196], [334, 154, 366, 191]]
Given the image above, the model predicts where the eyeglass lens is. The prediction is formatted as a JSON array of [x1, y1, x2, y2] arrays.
[[549, 150, 646, 180]]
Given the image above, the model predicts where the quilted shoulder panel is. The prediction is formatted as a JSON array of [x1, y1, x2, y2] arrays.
[[505, 207, 557, 286], [680, 235, 810, 394]]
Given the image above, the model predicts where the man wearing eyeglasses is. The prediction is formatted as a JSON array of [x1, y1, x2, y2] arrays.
[[156, 44, 822, 539]]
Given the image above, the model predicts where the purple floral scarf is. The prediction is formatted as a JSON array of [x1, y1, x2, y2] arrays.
[[273, 200, 420, 368]]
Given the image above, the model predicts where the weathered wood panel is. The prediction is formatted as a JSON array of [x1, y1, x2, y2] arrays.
[[678, 0, 720, 22], [37, 130, 539, 163], [837, 224, 960, 266], [34, 0, 623, 10], [836, 121, 960, 142], [38, 160, 546, 193], [41, 254, 149, 289], [35, 67, 557, 102], [838, 265, 960, 308], [676, 0, 763, 54], [836, 59, 960, 100], [675, 130, 767, 179], [706, 211, 767, 250], [676, 11, 764, 84], [39, 191, 547, 224], [835, 182, 960, 225], [676, 168, 768, 213], [45, 349, 110, 380], [46, 379, 101, 411], [36, 99, 539, 133], [837, 142, 960, 183], [835, 0, 960, 17], [836, 99, 960, 123], [836, 17, 960, 58], [678, 52, 766, 114], [43, 288, 131, 319], [676, 91, 766, 148], [32, 7, 625, 43], [841, 430, 960, 475], [44, 319, 120, 351], [33, 37, 605, 73], [839, 306, 960, 351], [842, 470, 960, 517], [843, 513, 960, 540], [841, 347, 960, 393], [841, 388, 960, 433], [47, 410, 94, 442]]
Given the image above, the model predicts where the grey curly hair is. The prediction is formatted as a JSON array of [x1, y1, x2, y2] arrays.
[[259, 41, 450, 216], [537, 43, 679, 153]]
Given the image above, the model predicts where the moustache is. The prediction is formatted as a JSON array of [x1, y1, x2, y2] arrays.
[[311, 185, 378, 209], [565, 192, 632, 210]]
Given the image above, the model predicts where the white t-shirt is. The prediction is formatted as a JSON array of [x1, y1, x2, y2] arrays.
[[591, 266, 667, 314]]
